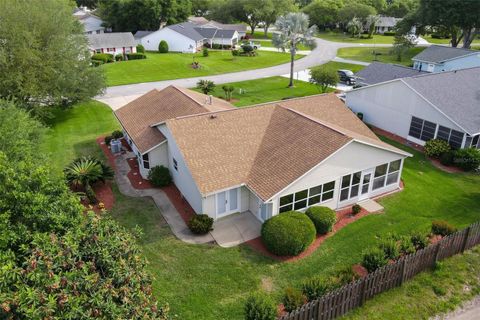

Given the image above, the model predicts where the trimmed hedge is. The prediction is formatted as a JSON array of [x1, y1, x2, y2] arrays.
[[432, 220, 457, 236], [126, 53, 146, 60], [383, 31, 396, 36], [244, 292, 276, 320], [424, 139, 450, 158], [261, 211, 315, 256], [92, 53, 114, 63], [188, 214, 214, 234], [305, 206, 337, 234], [158, 40, 169, 53], [136, 44, 145, 53], [147, 165, 172, 187]]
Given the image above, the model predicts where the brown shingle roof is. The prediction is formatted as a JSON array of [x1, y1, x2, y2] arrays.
[[166, 94, 408, 200], [114, 85, 234, 153]]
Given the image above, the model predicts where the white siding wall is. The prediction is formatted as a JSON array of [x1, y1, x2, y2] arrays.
[[140, 28, 198, 52], [202, 186, 251, 220], [414, 54, 480, 72], [346, 80, 465, 145]]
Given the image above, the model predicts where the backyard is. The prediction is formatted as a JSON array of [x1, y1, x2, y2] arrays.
[[103, 50, 303, 86], [337, 46, 426, 66], [42, 99, 480, 320]]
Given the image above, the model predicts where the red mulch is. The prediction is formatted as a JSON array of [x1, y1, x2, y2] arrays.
[[96, 136, 117, 170], [352, 264, 368, 278], [126, 157, 154, 189], [245, 207, 373, 262], [430, 158, 464, 174], [429, 234, 443, 245]]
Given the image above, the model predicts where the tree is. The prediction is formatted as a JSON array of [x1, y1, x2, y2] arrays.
[[384, 0, 417, 18], [309, 67, 339, 93], [272, 12, 317, 87], [391, 34, 415, 61], [365, 15, 379, 38], [338, 3, 376, 23], [222, 85, 235, 100], [76, 0, 99, 9], [0, 0, 105, 113], [259, 0, 297, 37], [196, 80, 216, 94], [347, 17, 363, 37], [303, 0, 343, 30], [230, 0, 267, 35], [192, 0, 211, 16]]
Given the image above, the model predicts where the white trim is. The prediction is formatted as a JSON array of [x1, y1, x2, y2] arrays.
[[352, 139, 412, 157], [412, 52, 478, 65], [204, 183, 245, 197]]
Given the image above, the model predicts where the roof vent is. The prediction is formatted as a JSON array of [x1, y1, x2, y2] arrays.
[[209, 114, 217, 119], [208, 95, 213, 105]]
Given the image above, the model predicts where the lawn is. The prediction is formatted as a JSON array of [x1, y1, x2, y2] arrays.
[[337, 46, 426, 66], [103, 50, 302, 86], [250, 30, 273, 39], [257, 40, 310, 51], [43, 100, 480, 320], [317, 31, 396, 44]]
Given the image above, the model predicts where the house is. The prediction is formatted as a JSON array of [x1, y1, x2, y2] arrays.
[[188, 16, 247, 38], [412, 45, 480, 72], [374, 16, 402, 34], [135, 22, 239, 52], [346, 67, 480, 150], [86, 32, 137, 55], [354, 62, 427, 87], [74, 7, 106, 34], [115, 86, 410, 222]]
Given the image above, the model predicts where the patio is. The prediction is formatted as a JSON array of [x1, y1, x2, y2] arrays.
[[211, 211, 262, 248]]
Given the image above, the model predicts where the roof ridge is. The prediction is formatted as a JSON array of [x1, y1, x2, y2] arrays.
[[407, 65, 480, 80], [170, 85, 210, 111]]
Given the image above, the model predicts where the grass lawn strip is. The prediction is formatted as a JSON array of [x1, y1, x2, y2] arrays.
[[317, 31, 396, 44], [337, 46, 426, 66]]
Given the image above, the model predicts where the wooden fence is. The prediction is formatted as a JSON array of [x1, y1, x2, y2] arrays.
[[279, 221, 480, 320]]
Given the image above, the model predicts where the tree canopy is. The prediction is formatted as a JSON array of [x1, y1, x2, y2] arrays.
[[303, 0, 343, 29], [0, 0, 105, 112]]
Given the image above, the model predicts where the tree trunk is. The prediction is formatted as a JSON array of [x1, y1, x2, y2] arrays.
[[289, 46, 296, 87], [249, 22, 256, 35], [462, 28, 475, 49], [264, 24, 270, 37]]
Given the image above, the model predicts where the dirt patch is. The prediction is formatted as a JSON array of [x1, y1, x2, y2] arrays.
[[260, 277, 274, 292], [352, 264, 368, 278]]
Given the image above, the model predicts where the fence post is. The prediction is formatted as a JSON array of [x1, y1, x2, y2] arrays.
[[359, 277, 367, 306], [434, 241, 441, 263], [461, 226, 471, 253], [400, 257, 408, 285]]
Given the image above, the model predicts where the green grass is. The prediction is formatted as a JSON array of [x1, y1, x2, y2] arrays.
[[317, 31, 396, 44], [250, 30, 273, 39], [256, 40, 310, 51], [104, 50, 302, 86], [423, 35, 452, 44], [337, 46, 426, 66], [320, 61, 366, 73], [43, 101, 480, 320]]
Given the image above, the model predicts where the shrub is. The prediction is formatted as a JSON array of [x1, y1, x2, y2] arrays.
[[203, 47, 209, 57], [362, 247, 388, 272], [454, 148, 480, 171], [383, 31, 396, 36], [282, 287, 304, 312], [158, 40, 169, 53], [112, 130, 123, 139], [212, 43, 221, 49], [104, 135, 114, 146], [261, 211, 315, 256], [147, 165, 172, 187], [188, 214, 214, 234], [126, 53, 146, 60], [91, 53, 114, 63], [244, 292, 277, 320], [305, 206, 337, 235], [301, 276, 341, 301], [399, 235, 416, 255], [334, 266, 360, 285], [91, 59, 104, 67], [440, 151, 455, 166], [431, 220, 457, 236], [232, 49, 240, 56], [115, 54, 123, 61], [424, 139, 451, 158], [410, 231, 428, 250], [242, 44, 254, 53], [136, 44, 145, 53], [379, 238, 400, 260], [352, 204, 361, 215]]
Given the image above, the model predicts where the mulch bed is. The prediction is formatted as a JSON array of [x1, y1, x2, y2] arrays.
[[162, 184, 196, 224], [126, 157, 154, 189], [96, 136, 117, 170], [430, 158, 464, 174]]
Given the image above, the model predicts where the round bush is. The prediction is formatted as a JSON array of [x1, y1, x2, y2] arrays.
[[188, 214, 214, 234], [136, 44, 145, 53], [147, 165, 172, 187], [362, 247, 388, 273], [305, 206, 337, 234], [115, 54, 123, 61], [454, 148, 480, 171], [111, 130, 123, 139], [379, 238, 399, 260], [244, 292, 276, 320], [104, 135, 113, 146], [158, 40, 169, 53], [261, 211, 315, 256], [352, 204, 361, 215], [424, 139, 451, 158]]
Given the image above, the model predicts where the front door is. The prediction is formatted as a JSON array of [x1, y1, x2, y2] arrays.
[[359, 170, 373, 200], [216, 188, 239, 217]]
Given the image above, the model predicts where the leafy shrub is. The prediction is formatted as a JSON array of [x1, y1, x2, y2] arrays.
[[242, 44, 254, 53], [244, 292, 277, 320], [136, 44, 145, 53], [440, 151, 455, 166], [431, 220, 457, 236], [126, 53, 147, 60], [158, 40, 169, 53], [147, 165, 172, 187], [352, 204, 361, 215], [91, 53, 114, 63], [188, 214, 214, 234], [104, 135, 114, 145], [115, 53, 123, 61], [301, 276, 341, 301], [379, 238, 399, 260], [399, 235, 416, 255], [203, 47, 209, 57], [410, 231, 428, 250], [212, 43, 222, 49], [383, 31, 396, 36], [261, 211, 315, 256], [91, 59, 104, 67], [362, 247, 388, 272], [424, 139, 451, 158], [334, 266, 360, 285], [112, 130, 123, 139], [232, 49, 240, 56], [454, 148, 480, 171], [305, 206, 337, 234], [282, 287, 304, 312]]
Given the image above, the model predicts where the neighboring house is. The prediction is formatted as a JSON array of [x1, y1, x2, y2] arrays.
[[115, 86, 410, 222], [135, 22, 239, 53], [188, 16, 247, 38], [354, 62, 427, 87], [412, 45, 480, 72], [74, 7, 107, 34], [346, 67, 480, 150], [86, 32, 137, 55], [374, 16, 401, 34]]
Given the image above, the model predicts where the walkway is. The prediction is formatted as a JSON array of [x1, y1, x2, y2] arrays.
[[432, 296, 480, 320]]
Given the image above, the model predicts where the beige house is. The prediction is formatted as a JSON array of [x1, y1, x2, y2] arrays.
[[115, 86, 410, 222]]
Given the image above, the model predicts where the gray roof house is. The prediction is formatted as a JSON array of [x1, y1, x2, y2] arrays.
[[375, 16, 402, 34], [346, 67, 480, 150], [355, 62, 427, 87], [188, 16, 247, 37], [412, 45, 480, 72], [86, 32, 137, 54]]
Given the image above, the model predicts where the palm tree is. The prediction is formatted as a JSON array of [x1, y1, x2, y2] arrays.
[[196, 80, 216, 95], [272, 12, 317, 87]]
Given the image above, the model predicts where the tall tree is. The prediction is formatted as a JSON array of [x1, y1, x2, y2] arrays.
[[338, 3, 377, 23], [259, 0, 297, 37], [303, 0, 344, 30], [0, 0, 105, 113], [191, 0, 211, 16], [272, 12, 317, 87], [384, 0, 417, 18]]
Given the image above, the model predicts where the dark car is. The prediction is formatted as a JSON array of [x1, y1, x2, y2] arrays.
[[337, 69, 356, 85]]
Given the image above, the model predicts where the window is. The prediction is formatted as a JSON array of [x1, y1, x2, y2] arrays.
[[472, 135, 479, 149], [339, 171, 361, 201], [373, 160, 401, 190], [279, 181, 335, 213], [437, 125, 464, 149], [408, 116, 436, 141], [142, 153, 150, 169], [173, 158, 178, 171]]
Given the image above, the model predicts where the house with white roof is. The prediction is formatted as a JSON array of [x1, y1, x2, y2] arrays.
[[346, 67, 480, 150], [412, 45, 480, 72], [114, 86, 410, 222]]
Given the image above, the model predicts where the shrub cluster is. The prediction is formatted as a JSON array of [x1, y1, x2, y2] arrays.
[[454, 148, 480, 171], [352, 204, 361, 215], [158, 40, 169, 53], [148, 165, 172, 187], [104, 130, 123, 146], [431, 220, 457, 236], [301, 276, 340, 301], [305, 206, 337, 234], [115, 53, 123, 61], [188, 214, 214, 234], [424, 139, 451, 158], [261, 211, 315, 256], [136, 44, 145, 53], [91, 53, 114, 63], [244, 292, 276, 320], [379, 238, 399, 260], [282, 287, 304, 312], [410, 231, 428, 250], [126, 52, 147, 60], [361, 247, 388, 273], [440, 151, 455, 166], [203, 47, 209, 57], [383, 31, 396, 36]]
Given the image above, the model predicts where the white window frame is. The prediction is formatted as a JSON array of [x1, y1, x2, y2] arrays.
[[339, 171, 361, 202], [278, 181, 335, 213]]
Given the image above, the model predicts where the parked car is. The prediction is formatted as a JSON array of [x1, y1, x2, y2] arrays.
[[337, 69, 356, 85], [241, 41, 261, 50]]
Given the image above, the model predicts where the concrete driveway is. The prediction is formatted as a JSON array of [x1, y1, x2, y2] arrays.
[[210, 211, 262, 248]]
